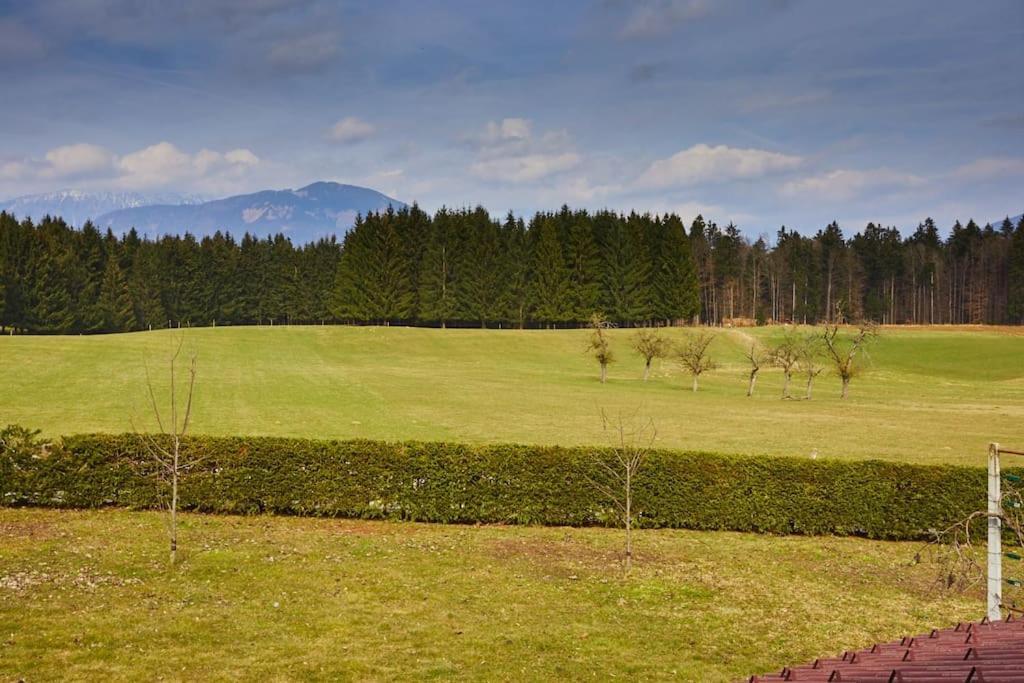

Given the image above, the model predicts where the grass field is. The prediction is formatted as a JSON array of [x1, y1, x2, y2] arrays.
[[1, 325, 1022, 464], [0, 508, 983, 681]]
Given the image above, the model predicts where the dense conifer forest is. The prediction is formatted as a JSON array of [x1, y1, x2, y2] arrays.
[[1, 206, 1022, 334]]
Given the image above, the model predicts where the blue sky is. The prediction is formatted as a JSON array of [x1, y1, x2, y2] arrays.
[[1, 0, 1022, 236]]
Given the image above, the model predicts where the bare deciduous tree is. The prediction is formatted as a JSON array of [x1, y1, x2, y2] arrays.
[[822, 322, 877, 399], [743, 343, 769, 397], [770, 327, 803, 399], [799, 334, 826, 400], [585, 410, 656, 574], [585, 312, 615, 384], [632, 328, 668, 381], [135, 336, 198, 565], [675, 331, 716, 392]]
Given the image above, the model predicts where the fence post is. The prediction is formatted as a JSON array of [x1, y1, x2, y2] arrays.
[[988, 442, 1002, 621]]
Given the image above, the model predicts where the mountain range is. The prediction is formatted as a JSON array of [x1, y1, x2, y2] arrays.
[[0, 182, 405, 244]]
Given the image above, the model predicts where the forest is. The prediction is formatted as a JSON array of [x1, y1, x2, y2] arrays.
[[0, 205, 1022, 334]]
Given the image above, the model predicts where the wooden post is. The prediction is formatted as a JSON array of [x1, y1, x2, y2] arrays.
[[989, 442, 1002, 622]]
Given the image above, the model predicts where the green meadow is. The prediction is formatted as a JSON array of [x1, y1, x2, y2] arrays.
[[0, 508, 981, 682], [1, 324, 1021, 465]]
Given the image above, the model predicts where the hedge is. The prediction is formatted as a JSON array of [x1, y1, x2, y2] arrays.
[[0, 429, 1005, 541]]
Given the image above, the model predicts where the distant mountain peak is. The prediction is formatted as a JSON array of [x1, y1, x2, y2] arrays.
[[94, 182, 404, 243]]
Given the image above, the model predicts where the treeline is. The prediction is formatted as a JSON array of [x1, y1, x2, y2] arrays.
[[1, 206, 1022, 334]]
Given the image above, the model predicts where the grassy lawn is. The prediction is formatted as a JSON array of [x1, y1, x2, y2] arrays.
[[0, 325, 1021, 465], [0, 507, 984, 681]]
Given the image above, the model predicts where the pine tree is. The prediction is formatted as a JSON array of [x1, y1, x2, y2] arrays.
[[334, 212, 414, 322], [417, 208, 459, 326], [129, 244, 167, 330], [30, 240, 75, 333], [1009, 216, 1024, 324], [457, 208, 504, 327], [528, 215, 571, 325], [598, 212, 649, 324], [650, 213, 700, 324], [500, 213, 530, 328], [563, 210, 601, 320], [97, 255, 135, 331]]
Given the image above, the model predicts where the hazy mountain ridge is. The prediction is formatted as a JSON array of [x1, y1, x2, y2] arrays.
[[1, 182, 405, 243], [0, 190, 205, 227]]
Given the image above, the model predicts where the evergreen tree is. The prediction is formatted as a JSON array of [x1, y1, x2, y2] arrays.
[[528, 215, 571, 325], [417, 208, 460, 326], [597, 211, 649, 323], [651, 213, 700, 323], [1009, 216, 1024, 324], [500, 212, 531, 328], [457, 207, 504, 327], [97, 255, 135, 331], [563, 209, 601, 319], [30, 238, 75, 333], [334, 212, 414, 322]]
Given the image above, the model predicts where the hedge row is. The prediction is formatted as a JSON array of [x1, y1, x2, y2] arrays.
[[0, 429, 1002, 540]]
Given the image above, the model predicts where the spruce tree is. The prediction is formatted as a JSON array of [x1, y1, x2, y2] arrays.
[[458, 207, 504, 327], [563, 210, 601, 320], [528, 215, 571, 325], [30, 240, 75, 333], [650, 213, 700, 324], [1009, 216, 1024, 324], [417, 208, 460, 326], [599, 212, 649, 323], [500, 212, 530, 328], [97, 255, 135, 331]]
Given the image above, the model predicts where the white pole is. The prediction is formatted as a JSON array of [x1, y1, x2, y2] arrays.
[[988, 442, 1002, 622]]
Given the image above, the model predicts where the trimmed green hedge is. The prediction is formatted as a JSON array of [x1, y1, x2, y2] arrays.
[[0, 429, 1003, 540]]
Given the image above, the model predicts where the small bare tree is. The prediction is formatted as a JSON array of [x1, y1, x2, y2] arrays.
[[632, 328, 668, 381], [675, 331, 716, 392], [585, 312, 615, 384], [770, 327, 803, 399], [135, 336, 198, 565], [743, 343, 769, 397], [585, 411, 656, 574], [822, 322, 877, 399], [799, 334, 825, 400]]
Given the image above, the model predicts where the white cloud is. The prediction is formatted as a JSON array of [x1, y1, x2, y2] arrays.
[[472, 153, 581, 184], [950, 157, 1024, 182], [781, 168, 925, 202], [468, 118, 581, 184], [620, 0, 711, 39], [636, 143, 803, 188], [117, 142, 261, 190], [327, 116, 376, 144], [265, 30, 339, 72], [0, 141, 265, 194]]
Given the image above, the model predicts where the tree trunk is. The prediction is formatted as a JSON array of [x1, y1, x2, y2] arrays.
[[782, 371, 791, 398], [692, 375, 699, 392], [642, 359, 651, 382], [805, 376, 814, 400], [170, 446, 178, 565], [747, 370, 757, 397], [600, 362, 607, 384], [624, 468, 632, 574], [841, 376, 850, 399]]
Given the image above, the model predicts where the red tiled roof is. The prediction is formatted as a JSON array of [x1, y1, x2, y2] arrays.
[[749, 615, 1024, 682]]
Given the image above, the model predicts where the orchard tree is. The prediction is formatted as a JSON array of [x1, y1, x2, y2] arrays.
[[631, 328, 668, 381], [586, 312, 615, 383], [822, 322, 877, 399], [675, 330, 716, 392], [770, 327, 803, 399], [743, 343, 769, 397]]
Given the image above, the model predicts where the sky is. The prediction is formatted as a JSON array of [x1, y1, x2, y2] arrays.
[[1, 0, 1022, 237]]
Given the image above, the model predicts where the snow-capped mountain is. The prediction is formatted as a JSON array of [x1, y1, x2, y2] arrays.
[[95, 182, 405, 243], [0, 190, 204, 227]]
